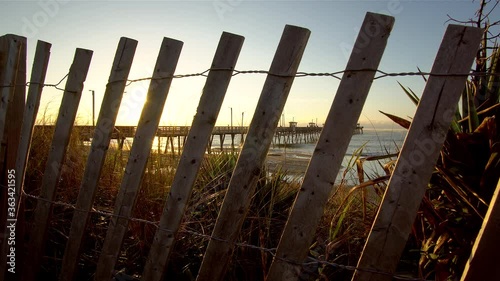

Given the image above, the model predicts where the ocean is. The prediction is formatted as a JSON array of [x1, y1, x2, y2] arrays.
[[267, 128, 407, 158], [266, 128, 407, 184], [115, 128, 408, 185]]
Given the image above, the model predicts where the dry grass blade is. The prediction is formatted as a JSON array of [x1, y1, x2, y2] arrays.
[[436, 166, 485, 219]]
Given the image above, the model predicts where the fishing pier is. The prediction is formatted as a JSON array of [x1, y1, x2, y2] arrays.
[[34, 122, 362, 154]]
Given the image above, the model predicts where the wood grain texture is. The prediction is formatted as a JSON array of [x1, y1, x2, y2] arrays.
[[94, 37, 182, 281], [353, 25, 483, 281], [23, 48, 93, 281], [196, 24, 310, 281], [59, 37, 137, 281], [266, 12, 394, 281], [0, 38, 49, 281], [142, 32, 244, 281]]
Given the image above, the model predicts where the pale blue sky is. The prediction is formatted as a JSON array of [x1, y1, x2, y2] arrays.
[[1, 0, 492, 128]]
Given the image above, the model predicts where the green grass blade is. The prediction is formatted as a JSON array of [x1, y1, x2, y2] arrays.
[[467, 81, 480, 132], [398, 81, 420, 106], [417, 66, 428, 83]]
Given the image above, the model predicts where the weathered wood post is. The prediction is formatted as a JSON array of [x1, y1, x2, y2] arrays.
[[0, 36, 26, 256], [0, 35, 25, 164], [94, 37, 183, 281], [59, 37, 137, 281], [352, 24, 483, 281], [142, 31, 244, 281], [266, 12, 394, 281], [196, 24, 310, 281], [0, 39, 50, 281], [23, 48, 93, 281]]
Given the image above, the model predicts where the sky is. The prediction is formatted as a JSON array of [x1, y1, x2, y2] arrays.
[[1, 0, 495, 129]]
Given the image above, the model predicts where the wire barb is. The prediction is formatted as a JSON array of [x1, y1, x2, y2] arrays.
[[0, 68, 497, 93]]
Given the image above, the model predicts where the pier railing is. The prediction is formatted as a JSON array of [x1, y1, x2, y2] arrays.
[[0, 12, 497, 281]]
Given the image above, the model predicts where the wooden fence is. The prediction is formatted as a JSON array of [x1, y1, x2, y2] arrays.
[[0, 11, 498, 281]]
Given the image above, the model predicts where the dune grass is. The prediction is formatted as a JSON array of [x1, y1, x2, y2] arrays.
[[22, 121, 388, 281]]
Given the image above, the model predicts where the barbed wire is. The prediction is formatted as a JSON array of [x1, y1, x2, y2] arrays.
[[0, 66, 485, 280], [17, 189, 432, 281], [0, 68, 498, 93]]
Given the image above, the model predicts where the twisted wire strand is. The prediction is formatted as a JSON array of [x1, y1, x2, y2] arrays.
[[0, 66, 480, 280], [0, 68, 496, 92], [17, 189, 432, 281]]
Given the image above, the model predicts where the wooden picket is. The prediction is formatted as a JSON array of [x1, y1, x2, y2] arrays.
[[59, 37, 138, 281], [142, 32, 244, 281], [352, 24, 483, 281], [0, 36, 44, 280], [23, 48, 93, 281], [461, 179, 500, 281], [266, 12, 395, 281], [0, 35, 26, 183], [0, 39, 51, 280], [196, 24, 310, 281], [13, 40, 51, 222], [0, 35, 24, 281], [0, 38, 26, 255], [0, 35, 21, 153], [94, 37, 183, 281], [0, 11, 492, 281]]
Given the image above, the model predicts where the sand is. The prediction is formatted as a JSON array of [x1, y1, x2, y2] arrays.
[[265, 152, 312, 176]]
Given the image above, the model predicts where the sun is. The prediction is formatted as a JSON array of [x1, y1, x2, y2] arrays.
[[116, 85, 148, 126]]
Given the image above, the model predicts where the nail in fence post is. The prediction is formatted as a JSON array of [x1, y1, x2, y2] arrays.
[[353, 25, 483, 281], [195, 24, 310, 281], [266, 12, 394, 281], [94, 37, 183, 281], [142, 32, 244, 281], [59, 37, 138, 281], [22, 48, 93, 281]]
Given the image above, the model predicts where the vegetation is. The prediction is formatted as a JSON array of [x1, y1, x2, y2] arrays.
[[25, 123, 379, 281], [20, 2, 499, 281], [379, 1, 500, 279]]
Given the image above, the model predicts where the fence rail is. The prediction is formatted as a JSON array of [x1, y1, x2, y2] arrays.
[[0, 11, 498, 281], [32, 125, 328, 138]]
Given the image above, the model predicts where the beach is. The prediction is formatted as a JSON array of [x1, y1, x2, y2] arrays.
[[113, 128, 407, 184], [264, 128, 406, 184], [266, 150, 312, 175]]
